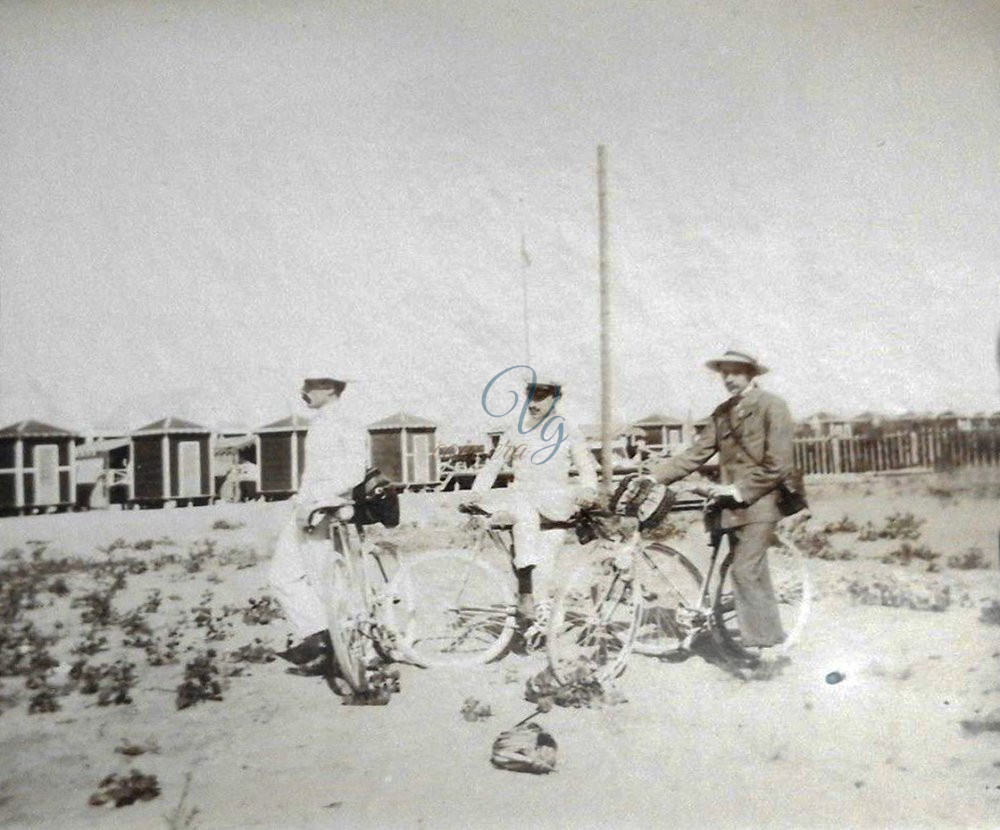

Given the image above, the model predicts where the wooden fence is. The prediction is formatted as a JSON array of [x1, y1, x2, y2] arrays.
[[793, 427, 1000, 476]]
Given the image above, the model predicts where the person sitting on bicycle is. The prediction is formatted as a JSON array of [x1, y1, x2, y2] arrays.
[[270, 373, 367, 678], [463, 376, 599, 627]]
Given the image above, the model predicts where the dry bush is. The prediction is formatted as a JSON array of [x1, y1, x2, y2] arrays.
[[211, 519, 245, 531], [822, 515, 859, 534], [846, 575, 951, 612], [27, 687, 61, 714], [857, 512, 925, 542], [947, 547, 991, 570], [979, 600, 1000, 627], [880, 543, 940, 567], [524, 663, 626, 709], [71, 659, 138, 705], [216, 544, 260, 569], [175, 651, 224, 710], [89, 770, 161, 808], [228, 639, 276, 664], [460, 697, 493, 721], [241, 596, 284, 626]]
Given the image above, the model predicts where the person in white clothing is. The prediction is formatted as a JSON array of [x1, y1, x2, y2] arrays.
[[465, 377, 598, 623], [270, 375, 367, 672]]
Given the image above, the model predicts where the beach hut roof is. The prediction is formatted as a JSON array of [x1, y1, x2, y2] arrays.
[[76, 437, 130, 459], [255, 415, 311, 432], [632, 412, 685, 427], [368, 412, 436, 430], [580, 423, 644, 441], [0, 420, 78, 438], [215, 435, 256, 451], [133, 417, 208, 434]]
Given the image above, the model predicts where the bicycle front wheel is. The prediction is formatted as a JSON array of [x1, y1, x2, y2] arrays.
[[547, 548, 642, 686], [325, 550, 379, 693], [632, 542, 704, 658], [386, 550, 517, 668]]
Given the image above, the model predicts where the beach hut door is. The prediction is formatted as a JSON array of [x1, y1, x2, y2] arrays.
[[34, 444, 60, 505], [411, 433, 430, 483], [178, 441, 202, 497]]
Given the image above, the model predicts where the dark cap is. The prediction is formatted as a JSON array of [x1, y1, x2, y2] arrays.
[[303, 377, 347, 395]]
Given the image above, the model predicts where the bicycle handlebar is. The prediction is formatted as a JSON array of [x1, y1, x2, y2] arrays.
[[305, 501, 356, 531]]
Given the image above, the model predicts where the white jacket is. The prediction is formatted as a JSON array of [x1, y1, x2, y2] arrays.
[[472, 415, 598, 495], [295, 401, 367, 507]]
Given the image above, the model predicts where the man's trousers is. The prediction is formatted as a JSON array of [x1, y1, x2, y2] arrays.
[[724, 521, 786, 647], [269, 515, 332, 638], [480, 486, 578, 569]]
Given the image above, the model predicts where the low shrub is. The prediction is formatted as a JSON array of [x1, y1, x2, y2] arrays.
[[175, 651, 224, 709], [846, 576, 951, 612], [822, 515, 858, 534], [979, 600, 1000, 626], [947, 547, 991, 571], [880, 543, 940, 567], [88, 770, 160, 808], [857, 512, 926, 542], [242, 596, 284, 626]]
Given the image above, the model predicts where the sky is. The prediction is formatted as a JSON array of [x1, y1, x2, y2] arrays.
[[1, 0, 998, 441]]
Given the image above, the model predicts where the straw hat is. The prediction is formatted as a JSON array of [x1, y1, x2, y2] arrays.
[[704, 350, 769, 376]]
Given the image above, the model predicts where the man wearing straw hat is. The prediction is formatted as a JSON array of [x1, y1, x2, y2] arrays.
[[648, 349, 796, 656]]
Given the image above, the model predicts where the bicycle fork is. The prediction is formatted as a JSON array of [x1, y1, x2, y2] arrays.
[[679, 533, 726, 652]]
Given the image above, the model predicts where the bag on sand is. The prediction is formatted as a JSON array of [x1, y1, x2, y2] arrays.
[[490, 722, 558, 775]]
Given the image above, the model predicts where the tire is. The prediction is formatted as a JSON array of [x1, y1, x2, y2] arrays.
[[365, 542, 411, 663], [385, 550, 517, 668], [710, 534, 812, 663], [547, 546, 642, 686], [326, 550, 377, 694], [632, 542, 704, 658]]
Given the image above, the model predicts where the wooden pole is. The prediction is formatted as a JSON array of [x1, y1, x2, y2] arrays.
[[597, 145, 613, 493], [519, 198, 532, 365]]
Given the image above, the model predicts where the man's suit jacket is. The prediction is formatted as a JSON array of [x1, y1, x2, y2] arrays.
[[649, 387, 795, 528]]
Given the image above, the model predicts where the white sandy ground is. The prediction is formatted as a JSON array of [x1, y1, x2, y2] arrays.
[[0, 472, 999, 829]]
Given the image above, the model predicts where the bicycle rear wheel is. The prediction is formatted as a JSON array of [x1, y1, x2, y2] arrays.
[[632, 542, 704, 658], [547, 546, 641, 685], [386, 550, 516, 668]]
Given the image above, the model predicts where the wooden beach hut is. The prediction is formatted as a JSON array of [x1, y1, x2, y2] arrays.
[[0, 420, 80, 515], [368, 413, 438, 488], [75, 436, 131, 508], [253, 415, 308, 500], [631, 413, 686, 453], [129, 418, 213, 508]]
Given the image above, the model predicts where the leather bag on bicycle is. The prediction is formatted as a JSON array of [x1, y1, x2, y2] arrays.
[[350, 467, 401, 528]]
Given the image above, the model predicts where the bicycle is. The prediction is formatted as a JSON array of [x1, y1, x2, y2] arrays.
[[305, 503, 412, 696], [545, 485, 812, 683], [384, 500, 618, 668]]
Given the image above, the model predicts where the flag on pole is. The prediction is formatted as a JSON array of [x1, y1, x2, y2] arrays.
[[520, 234, 532, 268]]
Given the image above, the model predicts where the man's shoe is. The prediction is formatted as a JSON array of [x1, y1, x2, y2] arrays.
[[277, 630, 331, 666]]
